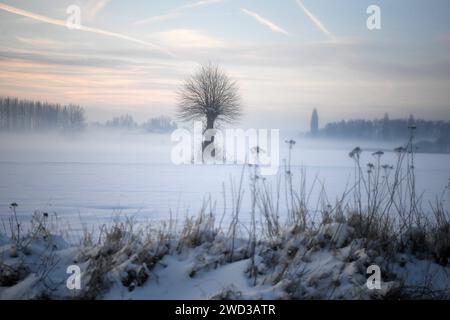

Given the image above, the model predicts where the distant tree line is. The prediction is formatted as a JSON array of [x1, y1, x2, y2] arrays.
[[0, 96, 86, 132], [321, 114, 450, 141], [142, 116, 177, 133], [105, 114, 138, 130], [319, 113, 450, 153], [102, 114, 177, 133]]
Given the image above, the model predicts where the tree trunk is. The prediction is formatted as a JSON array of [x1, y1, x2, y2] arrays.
[[202, 116, 215, 159]]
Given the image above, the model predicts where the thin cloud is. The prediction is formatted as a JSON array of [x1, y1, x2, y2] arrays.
[[240, 8, 289, 36], [135, 0, 225, 25], [178, 0, 225, 10], [135, 11, 181, 25], [0, 2, 173, 56], [295, 0, 335, 41], [153, 29, 225, 49], [87, 0, 111, 20], [16, 36, 62, 48]]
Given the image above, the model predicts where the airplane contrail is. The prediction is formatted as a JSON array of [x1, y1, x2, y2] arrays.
[[241, 8, 289, 36], [0, 2, 174, 56], [178, 0, 225, 11], [90, 0, 111, 18], [135, 0, 225, 25], [295, 0, 335, 41], [87, 0, 112, 20]]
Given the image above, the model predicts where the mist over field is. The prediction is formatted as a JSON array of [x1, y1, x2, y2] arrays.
[[1, 129, 448, 230]]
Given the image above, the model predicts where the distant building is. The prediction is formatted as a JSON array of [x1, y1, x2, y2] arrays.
[[310, 108, 319, 137]]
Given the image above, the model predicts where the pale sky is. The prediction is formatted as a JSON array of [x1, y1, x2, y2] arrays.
[[1, 0, 450, 129]]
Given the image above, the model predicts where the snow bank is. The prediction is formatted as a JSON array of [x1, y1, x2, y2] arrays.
[[1, 220, 449, 300]]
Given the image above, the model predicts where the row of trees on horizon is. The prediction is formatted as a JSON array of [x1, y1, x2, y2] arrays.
[[0, 97, 86, 132], [1, 95, 449, 147], [97, 114, 178, 133], [0, 96, 178, 134], [317, 113, 450, 141], [309, 110, 450, 153]]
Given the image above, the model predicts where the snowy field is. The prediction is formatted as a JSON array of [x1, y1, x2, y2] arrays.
[[0, 131, 449, 231], [1, 131, 450, 300]]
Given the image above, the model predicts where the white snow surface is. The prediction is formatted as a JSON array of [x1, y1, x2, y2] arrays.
[[1, 222, 449, 300]]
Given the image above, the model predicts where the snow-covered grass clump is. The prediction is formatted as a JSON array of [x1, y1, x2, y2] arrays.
[[1, 208, 449, 300]]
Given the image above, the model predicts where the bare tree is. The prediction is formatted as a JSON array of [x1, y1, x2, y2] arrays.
[[177, 63, 241, 155]]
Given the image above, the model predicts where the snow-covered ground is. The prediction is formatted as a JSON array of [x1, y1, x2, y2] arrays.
[[1, 131, 449, 232], [1, 218, 449, 300], [1, 131, 449, 300]]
